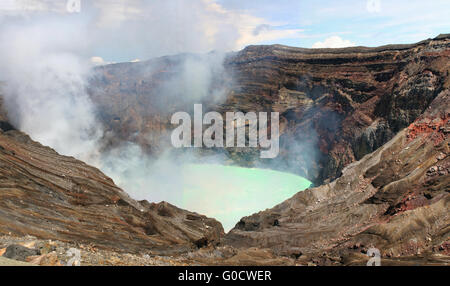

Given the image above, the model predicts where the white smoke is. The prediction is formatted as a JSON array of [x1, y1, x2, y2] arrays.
[[0, 0, 244, 164], [0, 16, 102, 163], [0, 2, 240, 204], [0, 1, 309, 230]]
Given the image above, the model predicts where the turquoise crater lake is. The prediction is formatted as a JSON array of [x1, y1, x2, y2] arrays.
[[173, 164, 312, 232]]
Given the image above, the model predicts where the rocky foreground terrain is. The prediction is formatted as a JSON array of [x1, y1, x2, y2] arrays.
[[0, 104, 224, 260], [0, 35, 448, 265], [225, 88, 449, 265]]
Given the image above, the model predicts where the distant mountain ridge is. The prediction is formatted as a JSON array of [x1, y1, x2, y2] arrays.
[[89, 34, 450, 185]]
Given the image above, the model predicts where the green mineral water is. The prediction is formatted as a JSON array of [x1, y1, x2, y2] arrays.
[[174, 164, 312, 232]]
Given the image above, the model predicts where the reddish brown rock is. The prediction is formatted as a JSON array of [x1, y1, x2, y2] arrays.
[[89, 34, 450, 185], [223, 89, 450, 265], [0, 126, 224, 255], [0, 35, 449, 265]]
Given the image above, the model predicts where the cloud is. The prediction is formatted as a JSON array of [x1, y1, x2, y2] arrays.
[[236, 22, 303, 48], [0, 0, 66, 14], [0, 0, 22, 11], [90, 56, 107, 65], [88, 0, 299, 57], [0, 0, 306, 58], [92, 0, 142, 28], [93, 0, 304, 55], [312, 36, 356, 48]]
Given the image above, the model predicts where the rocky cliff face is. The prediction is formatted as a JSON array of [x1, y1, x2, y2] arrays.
[[0, 35, 448, 265], [85, 35, 449, 264], [224, 88, 449, 265], [89, 34, 450, 185], [0, 113, 223, 254]]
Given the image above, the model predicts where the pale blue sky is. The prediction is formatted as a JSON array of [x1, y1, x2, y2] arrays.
[[1, 0, 449, 63], [217, 0, 450, 48]]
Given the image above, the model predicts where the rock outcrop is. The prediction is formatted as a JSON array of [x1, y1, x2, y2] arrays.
[[223, 89, 449, 265], [0, 118, 223, 254], [0, 35, 448, 265], [89, 34, 450, 185]]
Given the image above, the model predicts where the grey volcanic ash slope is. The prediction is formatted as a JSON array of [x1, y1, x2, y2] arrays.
[[89, 34, 450, 185]]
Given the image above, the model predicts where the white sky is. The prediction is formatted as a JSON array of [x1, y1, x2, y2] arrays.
[[0, 0, 449, 62]]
